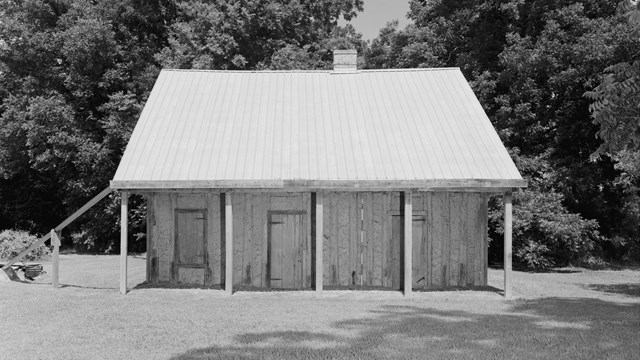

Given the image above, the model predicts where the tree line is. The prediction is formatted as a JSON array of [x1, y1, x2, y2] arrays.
[[0, 0, 637, 268]]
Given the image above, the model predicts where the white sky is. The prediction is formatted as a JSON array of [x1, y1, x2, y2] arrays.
[[344, 0, 413, 41]]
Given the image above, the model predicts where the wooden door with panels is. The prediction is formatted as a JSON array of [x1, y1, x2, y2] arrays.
[[174, 209, 207, 285], [267, 211, 309, 289]]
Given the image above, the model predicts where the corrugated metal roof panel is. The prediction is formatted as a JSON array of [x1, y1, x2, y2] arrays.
[[111, 68, 526, 189]]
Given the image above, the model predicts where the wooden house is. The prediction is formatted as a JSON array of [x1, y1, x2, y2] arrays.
[[110, 50, 527, 296]]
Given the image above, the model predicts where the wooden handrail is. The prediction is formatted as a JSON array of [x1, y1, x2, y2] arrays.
[[1, 186, 113, 270]]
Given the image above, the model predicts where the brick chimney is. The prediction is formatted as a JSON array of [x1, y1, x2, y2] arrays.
[[333, 49, 358, 73]]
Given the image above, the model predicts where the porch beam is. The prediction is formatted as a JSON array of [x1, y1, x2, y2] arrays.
[[225, 192, 233, 295], [315, 192, 323, 293], [404, 191, 412, 296], [504, 190, 513, 298], [120, 191, 128, 295]]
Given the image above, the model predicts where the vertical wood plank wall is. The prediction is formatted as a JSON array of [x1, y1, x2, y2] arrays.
[[147, 191, 488, 289], [148, 193, 223, 286], [321, 192, 488, 289], [231, 193, 311, 288]]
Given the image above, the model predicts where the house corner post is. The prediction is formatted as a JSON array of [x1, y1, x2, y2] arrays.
[[315, 192, 324, 293], [51, 229, 61, 288], [504, 190, 513, 298], [225, 192, 233, 295], [404, 191, 412, 296], [120, 191, 129, 295]]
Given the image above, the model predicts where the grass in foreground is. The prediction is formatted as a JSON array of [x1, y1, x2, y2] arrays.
[[0, 255, 638, 360]]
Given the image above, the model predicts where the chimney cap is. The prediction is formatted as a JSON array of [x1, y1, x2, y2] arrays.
[[333, 49, 358, 73], [333, 49, 358, 55]]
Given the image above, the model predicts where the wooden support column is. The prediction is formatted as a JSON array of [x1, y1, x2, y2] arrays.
[[315, 192, 324, 293], [120, 191, 128, 295], [50, 230, 61, 288], [225, 192, 233, 295], [404, 191, 412, 296], [504, 190, 513, 298]]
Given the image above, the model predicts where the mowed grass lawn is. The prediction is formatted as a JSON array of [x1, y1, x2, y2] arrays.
[[1, 255, 638, 360]]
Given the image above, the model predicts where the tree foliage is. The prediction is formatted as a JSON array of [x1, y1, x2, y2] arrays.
[[156, 0, 364, 70], [0, 0, 364, 253], [585, 1, 640, 180]]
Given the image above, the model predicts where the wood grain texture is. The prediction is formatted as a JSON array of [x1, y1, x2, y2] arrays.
[[206, 193, 221, 286], [147, 195, 158, 284], [371, 193, 384, 287], [349, 193, 358, 286], [154, 194, 172, 282], [404, 191, 412, 295], [169, 193, 178, 281], [232, 194, 244, 285], [430, 193, 443, 287], [363, 193, 374, 286], [466, 193, 476, 286], [251, 194, 266, 287], [145, 190, 492, 289], [316, 193, 323, 291], [449, 193, 463, 286], [268, 212, 309, 288], [337, 194, 350, 285], [177, 267, 205, 284], [382, 193, 391, 288], [412, 215, 427, 289]]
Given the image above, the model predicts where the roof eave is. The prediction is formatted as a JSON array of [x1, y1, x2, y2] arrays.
[[110, 179, 528, 192]]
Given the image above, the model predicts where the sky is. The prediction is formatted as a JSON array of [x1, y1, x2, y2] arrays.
[[345, 0, 413, 41]]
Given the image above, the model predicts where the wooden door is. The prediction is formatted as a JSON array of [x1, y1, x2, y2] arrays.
[[268, 212, 307, 289], [174, 210, 207, 285], [391, 214, 426, 290]]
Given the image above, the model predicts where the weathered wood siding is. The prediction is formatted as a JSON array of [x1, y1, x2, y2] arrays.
[[148, 192, 312, 288], [148, 191, 487, 289], [322, 192, 488, 289], [147, 193, 222, 286], [230, 193, 312, 288]]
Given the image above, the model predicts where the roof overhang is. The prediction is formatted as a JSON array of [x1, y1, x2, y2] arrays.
[[110, 178, 528, 192]]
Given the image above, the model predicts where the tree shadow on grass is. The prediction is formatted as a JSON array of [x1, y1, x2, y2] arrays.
[[585, 283, 640, 297], [170, 297, 640, 360]]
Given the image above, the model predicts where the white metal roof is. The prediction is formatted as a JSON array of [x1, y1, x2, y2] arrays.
[[111, 68, 526, 190]]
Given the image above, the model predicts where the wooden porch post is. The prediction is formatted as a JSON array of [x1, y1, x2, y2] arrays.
[[225, 192, 233, 295], [51, 229, 60, 289], [120, 191, 128, 295], [51, 230, 61, 288], [315, 192, 323, 293], [504, 190, 513, 298], [404, 191, 412, 296]]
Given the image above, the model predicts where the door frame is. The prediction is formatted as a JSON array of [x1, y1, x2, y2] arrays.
[[266, 210, 307, 288]]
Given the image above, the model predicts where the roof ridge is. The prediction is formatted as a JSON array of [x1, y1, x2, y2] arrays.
[[160, 67, 461, 74]]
